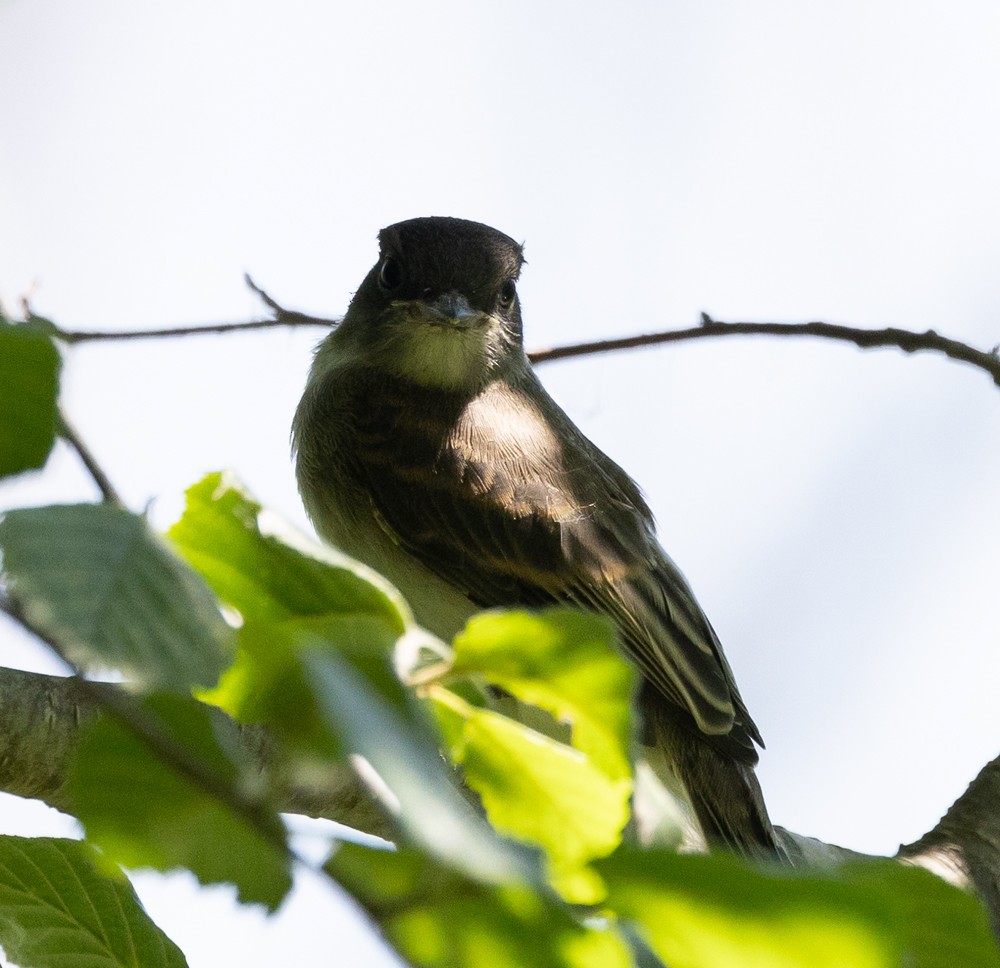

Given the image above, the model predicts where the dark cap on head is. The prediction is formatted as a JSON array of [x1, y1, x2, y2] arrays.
[[374, 216, 524, 308]]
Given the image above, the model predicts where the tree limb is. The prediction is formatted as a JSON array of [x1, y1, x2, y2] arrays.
[[0, 666, 393, 840]]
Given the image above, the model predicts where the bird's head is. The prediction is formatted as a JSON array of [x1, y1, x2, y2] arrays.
[[324, 216, 526, 392]]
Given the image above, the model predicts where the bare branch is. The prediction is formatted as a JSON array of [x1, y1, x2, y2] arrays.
[[241, 274, 318, 321], [528, 313, 1000, 387], [57, 316, 337, 344], [53, 275, 338, 343], [48, 295, 1000, 390]]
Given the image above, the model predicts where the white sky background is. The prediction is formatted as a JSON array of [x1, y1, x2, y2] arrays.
[[2, 1, 999, 964]]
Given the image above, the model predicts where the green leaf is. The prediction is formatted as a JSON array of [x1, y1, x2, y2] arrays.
[[208, 614, 406, 758], [168, 472, 408, 631], [433, 689, 630, 903], [0, 503, 233, 690], [70, 692, 292, 910], [0, 320, 60, 479], [452, 609, 635, 782], [303, 645, 541, 888], [202, 599, 536, 887], [853, 862, 1000, 967], [598, 849, 1000, 968], [328, 843, 633, 968], [0, 835, 187, 968]]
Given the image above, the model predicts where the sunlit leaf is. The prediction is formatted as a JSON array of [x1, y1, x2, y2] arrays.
[[433, 689, 629, 902], [168, 472, 408, 631], [207, 614, 406, 758], [0, 836, 187, 968], [452, 609, 634, 782], [598, 849, 1000, 968]]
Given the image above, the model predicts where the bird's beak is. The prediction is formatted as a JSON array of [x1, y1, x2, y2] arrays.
[[412, 291, 485, 330]]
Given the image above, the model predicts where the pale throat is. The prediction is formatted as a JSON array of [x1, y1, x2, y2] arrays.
[[387, 320, 504, 390]]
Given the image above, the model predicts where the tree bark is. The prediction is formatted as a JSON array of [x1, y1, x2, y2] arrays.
[[0, 667, 394, 839]]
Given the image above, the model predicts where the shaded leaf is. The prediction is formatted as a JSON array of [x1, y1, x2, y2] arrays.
[[0, 835, 187, 968], [71, 692, 291, 910], [0, 503, 232, 690], [0, 320, 60, 479], [207, 614, 406, 758]]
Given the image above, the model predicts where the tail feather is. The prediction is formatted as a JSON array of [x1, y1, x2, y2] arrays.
[[645, 692, 785, 862], [681, 743, 781, 860]]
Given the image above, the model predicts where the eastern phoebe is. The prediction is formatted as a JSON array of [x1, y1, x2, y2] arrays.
[[293, 216, 780, 859]]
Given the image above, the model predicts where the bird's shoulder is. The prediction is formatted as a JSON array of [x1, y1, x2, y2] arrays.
[[321, 365, 651, 587], [447, 374, 653, 527]]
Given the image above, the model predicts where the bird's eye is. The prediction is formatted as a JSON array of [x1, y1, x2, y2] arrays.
[[498, 278, 517, 309], [378, 256, 403, 291]]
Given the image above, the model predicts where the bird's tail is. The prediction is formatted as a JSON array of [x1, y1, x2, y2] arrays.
[[648, 706, 786, 862]]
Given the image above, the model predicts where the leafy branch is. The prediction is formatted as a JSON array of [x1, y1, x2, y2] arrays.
[[3, 300, 999, 967]]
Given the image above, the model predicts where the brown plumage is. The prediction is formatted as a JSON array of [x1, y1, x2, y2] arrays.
[[294, 216, 781, 859]]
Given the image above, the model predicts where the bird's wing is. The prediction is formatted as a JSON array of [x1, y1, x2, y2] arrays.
[[348, 372, 760, 749]]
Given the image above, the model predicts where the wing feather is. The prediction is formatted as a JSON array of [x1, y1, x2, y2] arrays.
[[348, 369, 761, 751]]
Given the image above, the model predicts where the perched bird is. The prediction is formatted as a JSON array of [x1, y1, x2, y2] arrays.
[[293, 216, 780, 859]]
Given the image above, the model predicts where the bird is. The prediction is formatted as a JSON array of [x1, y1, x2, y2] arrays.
[[293, 216, 781, 859]]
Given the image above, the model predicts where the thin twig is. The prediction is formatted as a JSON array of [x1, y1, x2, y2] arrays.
[[528, 313, 1000, 387], [55, 275, 339, 344], [57, 316, 337, 344], [242, 274, 294, 316], [56, 409, 124, 506]]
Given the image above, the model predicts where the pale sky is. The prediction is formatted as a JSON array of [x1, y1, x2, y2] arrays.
[[2, 2, 999, 965]]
